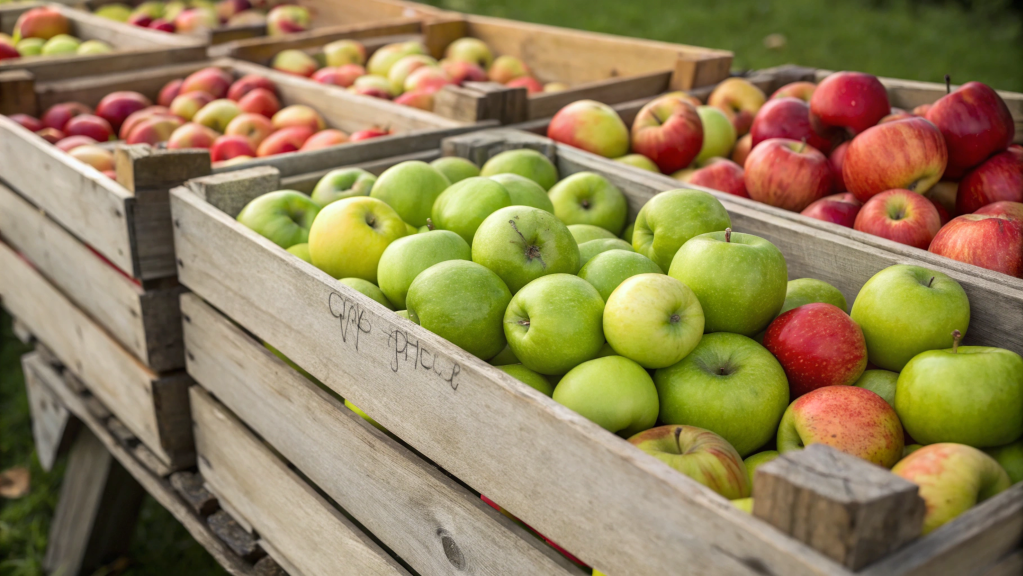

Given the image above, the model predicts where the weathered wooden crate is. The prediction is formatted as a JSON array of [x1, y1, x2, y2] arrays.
[[169, 128, 1022, 575]]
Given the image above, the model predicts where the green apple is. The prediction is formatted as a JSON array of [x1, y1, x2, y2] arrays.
[[488, 344, 518, 366], [505, 274, 604, 374], [395, 310, 411, 321], [444, 37, 493, 68], [731, 498, 753, 513], [654, 332, 789, 456], [431, 156, 479, 184], [621, 223, 635, 244], [896, 337, 1023, 447], [850, 265, 971, 371], [407, 260, 511, 360], [854, 369, 898, 406], [471, 206, 579, 293], [496, 364, 554, 396], [595, 341, 617, 358], [694, 105, 737, 165], [780, 278, 848, 315], [95, 4, 132, 21], [310, 168, 376, 207], [743, 450, 779, 491], [431, 177, 512, 245], [669, 230, 787, 336], [339, 278, 394, 310], [548, 172, 627, 235], [578, 250, 663, 302], [369, 160, 450, 227], [366, 40, 425, 77], [387, 54, 438, 94], [614, 153, 660, 173], [603, 274, 703, 369], [568, 224, 616, 244], [287, 243, 311, 263], [16, 37, 43, 56], [480, 149, 558, 190], [77, 40, 113, 55], [488, 174, 554, 213], [578, 238, 633, 268], [632, 189, 731, 271], [376, 230, 471, 310], [552, 356, 657, 436], [346, 399, 389, 434], [236, 190, 320, 249], [628, 425, 750, 499], [41, 34, 80, 56], [308, 197, 407, 282], [985, 440, 1023, 484]]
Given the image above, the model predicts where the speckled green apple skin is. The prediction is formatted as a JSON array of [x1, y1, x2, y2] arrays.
[[376, 230, 471, 310], [853, 369, 898, 406], [578, 238, 633, 268], [472, 206, 580, 294], [669, 231, 787, 336], [633, 189, 731, 271], [496, 364, 554, 396], [406, 260, 511, 361], [779, 278, 848, 315], [431, 177, 511, 245], [338, 278, 393, 310], [552, 356, 657, 437], [548, 172, 628, 235], [893, 443, 1011, 534], [310, 168, 376, 207], [743, 450, 779, 491], [489, 173, 555, 213], [308, 197, 407, 282], [480, 149, 559, 190], [896, 346, 1023, 447], [985, 440, 1023, 484], [850, 265, 970, 371], [629, 425, 750, 499], [236, 190, 319, 249], [430, 156, 479, 184], [369, 160, 450, 227], [655, 333, 789, 456], [578, 250, 663, 302], [568, 224, 616, 244], [286, 243, 311, 263], [603, 274, 704, 369]]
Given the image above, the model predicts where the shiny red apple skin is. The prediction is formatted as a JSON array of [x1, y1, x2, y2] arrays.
[[828, 141, 850, 192], [630, 96, 703, 174], [118, 106, 172, 140], [879, 112, 915, 124], [41, 102, 92, 131], [255, 126, 314, 157], [744, 138, 832, 211], [926, 82, 1015, 179], [800, 192, 862, 228], [237, 88, 281, 118], [181, 67, 234, 100], [95, 91, 151, 132], [55, 135, 97, 152], [771, 81, 816, 102], [810, 72, 891, 136], [764, 303, 868, 398], [928, 213, 1023, 277], [227, 74, 276, 101], [157, 79, 183, 107], [688, 159, 748, 198], [732, 133, 753, 167], [843, 117, 948, 202], [8, 114, 42, 132], [956, 146, 1023, 214], [975, 200, 1023, 221], [64, 114, 113, 142], [211, 135, 257, 162], [854, 189, 942, 249], [349, 128, 390, 142], [751, 97, 833, 154]]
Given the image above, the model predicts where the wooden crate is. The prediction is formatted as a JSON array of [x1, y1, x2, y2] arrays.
[[169, 128, 1022, 575]]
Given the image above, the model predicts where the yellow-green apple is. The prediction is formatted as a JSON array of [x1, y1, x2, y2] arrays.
[[323, 39, 366, 67], [126, 115, 184, 145], [338, 277, 394, 310], [63, 114, 112, 142], [578, 238, 632, 265], [431, 177, 512, 245], [778, 385, 904, 467], [621, 223, 634, 243], [310, 168, 376, 207], [552, 355, 656, 435], [34, 128, 64, 144], [764, 303, 867, 397], [548, 172, 628, 235], [237, 88, 281, 118], [488, 55, 529, 84], [926, 82, 1015, 179], [313, 64, 365, 87], [956, 146, 1023, 213], [809, 71, 890, 137], [271, 104, 325, 131], [849, 265, 970, 371], [158, 79, 182, 107], [471, 206, 580, 293], [614, 154, 660, 173], [771, 81, 816, 102], [750, 97, 833, 154], [55, 135, 96, 152], [394, 89, 434, 110], [496, 364, 553, 396], [745, 138, 833, 212], [271, 49, 318, 77], [441, 59, 487, 85], [505, 273, 604, 374], [95, 4, 132, 21], [854, 369, 898, 406], [928, 213, 1023, 277], [843, 117, 948, 202], [480, 149, 559, 190], [429, 156, 479, 184], [828, 141, 850, 191], [603, 274, 703, 369], [629, 96, 703, 173], [404, 66, 452, 94], [489, 173, 554, 212], [78, 39, 114, 54], [9, 114, 42, 132], [377, 230, 471, 309], [444, 37, 493, 69], [167, 122, 218, 149], [169, 91, 215, 121], [985, 440, 1023, 484], [210, 134, 255, 162], [266, 5, 309, 35], [351, 74, 394, 98], [193, 99, 241, 132], [893, 443, 1011, 534], [118, 106, 170, 140], [568, 224, 615, 244], [299, 129, 348, 151], [236, 190, 319, 248], [544, 82, 570, 92], [689, 158, 748, 198], [779, 277, 848, 315], [732, 133, 753, 167], [95, 91, 151, 132], [366, 40, 425, 77], [181, 67, 233, 99], [897, 331, 1023, 446], [670, 230, 787, 336], [41, 102, 91, 131], [976, 200, 1023, 221], [387, 54, 437, 94], [174, 7, 217, 32], [224, 112, 273, 148], [578, 250, 663, 302], [14, 7, 70, 40], [69, 145, 114, 172], [630, 425, 749, 499], [369, 160, 450, 227], [40, 34, 79, 56], [656, 331, 788, 457], [694, 105, 737, 165], [800, 192, 861, 227], [547, 100, 630, 158], [708, 78, 766, 136], [633, 189, 730, 271], [853, 188, 942, 249], [256, 125, 314, 156], [308, 196, 407, 281], [406, 260, 511, 360], [744, 450, 779, 491]]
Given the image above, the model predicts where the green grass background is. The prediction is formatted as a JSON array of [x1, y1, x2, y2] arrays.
[[1, 0, 1021, 574]]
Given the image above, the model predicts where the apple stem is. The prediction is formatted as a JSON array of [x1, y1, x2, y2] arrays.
[[673, 426, 683, 454], [945, 74, 951, 94], [725, 227, 732, 243], [952, 329, 961, 353], [426, 217, 435, 231], [927, 276, 935, 288]]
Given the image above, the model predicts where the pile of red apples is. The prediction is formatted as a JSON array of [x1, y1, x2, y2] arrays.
[[546, 73, 1022, 278]]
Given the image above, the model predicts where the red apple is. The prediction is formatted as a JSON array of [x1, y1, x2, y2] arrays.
[[764, 303, 868, 398], [928, 213, 1023, 277], [854, 189, 942, 249], [224, 112, 274, 149], [548, 99, 630, 159], [441, 60, 487, 85], [95, 91, 152, 132], [688, 159, 747, 198], [879, 112, 915, 124], [169, 91, 215, 121], [744, 138, 832, 211], [912, 103, 932, 116], [771, 81, 816, 102], [227, 74, 276, 101], [349, 128, 390, 142], [926, 82, 1015, 179], [731, 133, 752, 167], [404, 66, 452, 94], [181, 67, 234, 99], [930, 197, 951, 225], [237, 88, 281, 118], [8, 114, 42, 132], [64, 114, 113, 142], [313, 64, 364, 88], [15, 7, 71, 40], [35, 128, 64, 144], [750, 97, 833, 154], [630, 95, 703, 173], [801, 192, 862, 228], [256, 126, 314, 156], [843, 117, 948, 202], [126, 116, 184, 145], [41, 102, 92, 131], [0, 42, 18, 61], [975, 200, 1023, 221], [128, 13, 153, 27], [119, 106, 172, 140], [394, 90, 434, 111], [149, 18, 175, 32], [506, 76, 543, 94], [211, 135, 256, 162], [300, 129, 349, 151], [956, 146, 1023, 214], [157, 79, 183, 107], [55, 135, 97, 152], [707, 78, 766, 136], [828, 141, 850, 192], [167, 122, 219, 149], [809, 71, 890, 137], [488, 55, 529, 84]]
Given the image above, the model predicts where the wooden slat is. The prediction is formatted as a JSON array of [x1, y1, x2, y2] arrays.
[[25, 363, 79, 472], [190, 388, 412, 576], [527, 71, 671, 120], [181, 293, 583, 576], [0, 69, 36, 116], [220, 19, 423, 65]]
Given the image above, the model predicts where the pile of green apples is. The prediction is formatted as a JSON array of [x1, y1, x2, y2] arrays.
[[0, 7, 112, 61], [235, 149, 1022, 545]]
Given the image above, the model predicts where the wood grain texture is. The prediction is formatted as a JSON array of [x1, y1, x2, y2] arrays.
[[181, 293, 584, 576], [528, 71, 671, 120], [0, 69, 36, 116], [190, 387, 413, 576], [169, 471, 220, 518], [220, 19, 423, 65], [25, 365, 80, 472]]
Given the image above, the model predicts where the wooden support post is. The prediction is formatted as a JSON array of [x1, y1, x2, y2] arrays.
[[0, 70, 37, 116], [184, 166, 282, 219], [24, 365, 80, 472], [43, 427, 146, 576], [421, 17, 468, 59], [671, 53, 733, 91], [753, 444, 926, 570]]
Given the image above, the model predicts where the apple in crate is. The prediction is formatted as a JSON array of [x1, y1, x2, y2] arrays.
[[548, 172, 628, 235], [507, 76, 543, 94], [194, 99, 241, 133], [35, 128, 64, 144], [63, 115, 113, 142], [631, 425, 750, 499], [95, 91, 151, 132], [395, 90, 434, 111], [14, 7, 70, 41], [432, 177, 512, 245], [350, 128, 390, 142], [237, 190, 319, 249], [149, 19, 175, 33], [256, 126, 314, 157], [853, 189, 942, 249], [629, 95, 703, 174], [976, 200, 1023, 221], [445, 37, 493, 69], [272, 49, 318, 77], [731, 133, 753, 167], [779, 277, 848, 315], [929, 212, 1023, 277], [55, 135, 96, 152], [404, 66, 452, 94], [488, 55, 529, 84], [809, 71, 890, 137], [956, 146, 1023, 214], [552, 355, 657, 434], [181, 67, 233, 99], [238, 88, 281, 118], [986, 441, 1023, 484], [377, 230, 471, 310], [480, 149, 559, 190], [69, 145, 114, 172], [272, 105, 325, 132], [300, 129, 349, 151], [843, 118, 948, 202], [388, 54, 438, 93], [770, 81, 816, 102], [309, 196, 407, 281], [158, 79, 183, 107], [801, 192, 861, 228], [227, 75, 276, 101], [41, 102, 92, 131], [313, 65, 364, 88], [370, 160, 451, 228], [632, 189, 731, 272], [0, 42, 16, 61], [224, 113, 272, 149], [267, 5, 310, 36], [442, 59, 487, 85], [324, 39, 366, 67], [432, 157, 480, 185], [170, 91, 215, 121], [744, 138, 832, 212], [128, 13, 153, 28], [750, 97, 832, 154], [9, 114, 42, 132], [472, 207, 580, 294], [829, 141, 850, 192], [926, 81, 1015, 179], [688, 159, 748, 198], [167, 122, 219, 149], [310, 168, 377, 208], [127, 115, 184, 145], [119, 106, 171, 139], [175, 8, 218, 33], [211, 135, 256, 162], [603, 274, 704, 369], [707, 78, 766, 136], [367, 41, 426, 77], [547, 100, 630, 159]]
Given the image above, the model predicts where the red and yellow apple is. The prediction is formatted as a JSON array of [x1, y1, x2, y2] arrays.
[[928, 213, 1023, 277], [708, 78, 766, 136], [180, 67, 233, 99], [630, 95, 703, 174], [300, 129, 349, 151], [210, 134, 256, 162], [770, 81, 815, 102], [548, 100, 629, 158], [750, 96, 833, 154], [256, 125, 314, 156], [226, 74, 276, 101], [687, 158, 747, 198], [956, 146, 1023, 214], [843, 117, 948, 202], [629, 425, 750, 500], [800, 192, 861, 228], [167, 122, 219, 149], [225, 113, 274, 149], [95, 91, 151, 132], [854, 189, 942, 249], [744, 138, 832, 211], [926, 82, 1015, 179]]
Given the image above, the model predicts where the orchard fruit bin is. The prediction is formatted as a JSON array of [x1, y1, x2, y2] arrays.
[[169, 128, 1022, 575]]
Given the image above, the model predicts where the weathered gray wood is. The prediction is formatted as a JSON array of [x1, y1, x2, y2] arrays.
[[105, 416, 138, 447], [528, 71, 671, 120], [753, 445, 925, 570], [11, 317, 33, 345], [982, 550, 1023, 576], [186, 167, 282, 219], [170, 471, 220, 518], [190, 387, 414, 576], [253, 556, 288, 576], [181, 293, 584, 576], [207, 510, 265, 563], [24, 361, 80, 472]]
